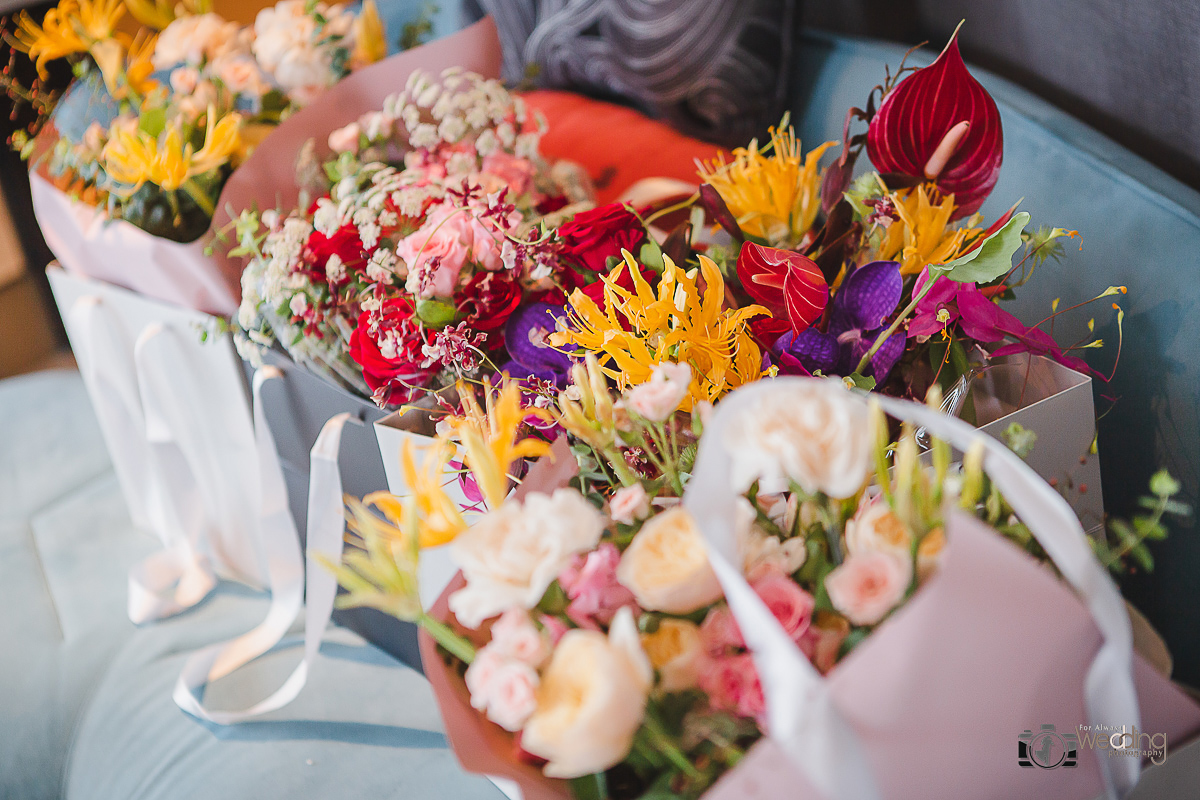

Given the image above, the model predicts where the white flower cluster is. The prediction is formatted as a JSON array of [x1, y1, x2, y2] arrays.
[[254, 0, 356, 106]]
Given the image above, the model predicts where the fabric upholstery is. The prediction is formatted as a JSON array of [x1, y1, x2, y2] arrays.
[[788, 32, 1200, 686]]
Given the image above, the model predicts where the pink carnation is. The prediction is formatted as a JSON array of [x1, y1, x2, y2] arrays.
[[489, 608, 549, 667], [557, 542, 636, 628], [751, 569, 815, 642]]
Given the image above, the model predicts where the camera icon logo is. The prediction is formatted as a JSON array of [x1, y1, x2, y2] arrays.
[[1019, 724, 1079, 769]]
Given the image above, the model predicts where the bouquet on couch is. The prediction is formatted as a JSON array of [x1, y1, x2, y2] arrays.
[[231, 66, 612, 404], [326, 362, 1191, 799], [5, 0, 387, 241]]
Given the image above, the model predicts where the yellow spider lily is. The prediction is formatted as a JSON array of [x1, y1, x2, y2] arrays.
[[12, 0, 121, 76], [550, 251, 768, 409], [123, 0, 210, 30], [443, 378, 552, 511], [102, 107, 241, 193], [698, 123, 835, 248], [363, 439, 466, 549], [121, 30, 159, 98], [352, 0, 387, 66], [875, 184, 980, 276]]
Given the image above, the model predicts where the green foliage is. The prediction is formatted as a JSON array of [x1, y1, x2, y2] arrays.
[[931, 211, 1030, 284], [399, 3, 439, 51], [1002, 422, 1038, 459], [1094, 470, 1192, 573]]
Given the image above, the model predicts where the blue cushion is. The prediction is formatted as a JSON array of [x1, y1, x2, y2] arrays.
[[789, 32, 1200, 686], [64, 589, 502, 800]]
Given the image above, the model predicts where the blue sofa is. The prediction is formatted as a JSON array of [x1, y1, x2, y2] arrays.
[[3, 24, 1200, 800]]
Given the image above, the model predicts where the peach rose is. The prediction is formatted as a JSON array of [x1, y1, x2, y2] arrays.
[[824, 550, 912, 626], [844, 497, 913, 558], [640, 618, 703, 692], [917, 527, 945, 583], [521, 608, 652, 778], [725, 379, 871, 498], [327, 121, 361, 154], [617, 506, 723, 615]]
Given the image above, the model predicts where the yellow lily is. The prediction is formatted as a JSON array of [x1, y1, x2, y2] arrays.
[[363, 439, 466, 549], [550, 251, 768, 409], [121, 30, 159, 98], [122, 0, 210, 30], [102, 106, 241, 194], [698, 123, 835, 248], [875, 184, 980, 276], [444, 378, 551, 510], [352, 0, 388, 66]]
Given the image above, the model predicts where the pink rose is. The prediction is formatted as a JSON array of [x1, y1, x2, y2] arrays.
[[824, 550, 912, 626], [624, 362, 692, 422], [464, 643, 541, 732], [751, 569, 815, 641], [328, 121, 361, 154], [699, 653, 765, 723], [480, 151, 537, 198], [609, 484, 650, 525], [558, 542, 636, 628], [699, 605, 745, 656], [796, 617, 850, 675], [489, 608, 549, 667], [539, 614, 570, 646], [397, 203, 505, 298]]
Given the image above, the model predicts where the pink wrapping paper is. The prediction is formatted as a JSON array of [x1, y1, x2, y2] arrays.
[[420, 489, 1200, 800], [30, 18, 505, 317]]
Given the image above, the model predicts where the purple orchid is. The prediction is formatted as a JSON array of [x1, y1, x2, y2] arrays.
[[909, 268, 1102, 378], [500, 302, 574, 386], [770, 261, 907, 381]]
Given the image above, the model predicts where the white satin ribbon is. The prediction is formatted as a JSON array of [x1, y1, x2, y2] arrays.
[[684, 378, 1138, 800], [173, 398, 350, 724]]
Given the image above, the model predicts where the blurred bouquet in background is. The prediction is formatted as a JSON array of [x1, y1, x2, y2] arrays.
[[3, 0, 388, 241]]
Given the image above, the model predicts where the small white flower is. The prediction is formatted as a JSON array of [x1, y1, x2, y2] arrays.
[[325, 253, 346, 283], [474, 129, 498, 156], [438, 115, 467, 143], [289, 293, 309, 317], [410, 123, 439, 149]]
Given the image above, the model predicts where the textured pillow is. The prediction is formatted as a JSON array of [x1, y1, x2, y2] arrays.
[[522, 89, 726, 204], [471, 0, 797, 146]]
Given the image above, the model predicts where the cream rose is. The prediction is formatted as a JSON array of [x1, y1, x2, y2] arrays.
[[449, 489, 605, 628], [640, 618, 703, 692], [844, 498, 913, 558], [521, 607, 652, 778], [617, 507, 723, 614], [736, 499, 807, 579], [725, 379, 871, 497], [623, 362, 692, 422]]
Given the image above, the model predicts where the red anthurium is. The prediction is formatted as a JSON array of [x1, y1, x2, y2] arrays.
[[736, 242, 828, 332], [866, 28, 1003, 219]]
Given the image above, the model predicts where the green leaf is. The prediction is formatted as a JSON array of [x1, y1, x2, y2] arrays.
[[930, 211, 1030, 284], [1149, 469, 1182, 498], [138, 107, 167, 138], [568, 773, 606, 800], [845, 373, 876, 392], [414, 298, 458, 327], [639, 239, 665, 271]]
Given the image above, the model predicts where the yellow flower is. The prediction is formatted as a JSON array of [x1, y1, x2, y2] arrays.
[[550, 251, 768, 409], [121, 30, 159, 98], [326, 494, 423, 622], [698, 123, 835, 248], [12, 0, 128, 78], [875, 184, 980, 276], [363, 439, 466, 549], [352, 0, 388, 66], [443, 378, 552, 510], [102, 106, 241, 193]]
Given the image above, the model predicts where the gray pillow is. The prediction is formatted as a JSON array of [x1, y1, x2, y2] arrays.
[[466, 0, 797, 146]]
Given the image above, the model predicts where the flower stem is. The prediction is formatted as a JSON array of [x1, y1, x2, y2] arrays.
[[643, 192, 701, 227], [181, 179, 215, 219], [418, 612, 477, 665], [854, 275, 938, 375], [639, 713, 702, 781]]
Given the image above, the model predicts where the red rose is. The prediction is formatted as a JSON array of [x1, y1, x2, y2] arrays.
[[349, 297, 436, 405], [556, 202, 646, 275], [456, 270, 523, 332], [304, 223, 366, 284]]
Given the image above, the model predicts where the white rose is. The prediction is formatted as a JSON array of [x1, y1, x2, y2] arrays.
[[522, 607, 652, 778], [724, 378, 871, 498], [449, 489, 606, 628], [736, 499, 807, 578], [617, 506, 723, 614], [327, 122, 361, 153], [845, 496, 913, 558], [623, 362, 692, 422], [211, 54, 267, 97], [608, 484, 650, 526]]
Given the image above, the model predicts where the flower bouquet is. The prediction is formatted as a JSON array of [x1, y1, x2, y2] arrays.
[[232, 65, 594, 403], [6, 0, 391, 312], [326, 364, 1196, 800]]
